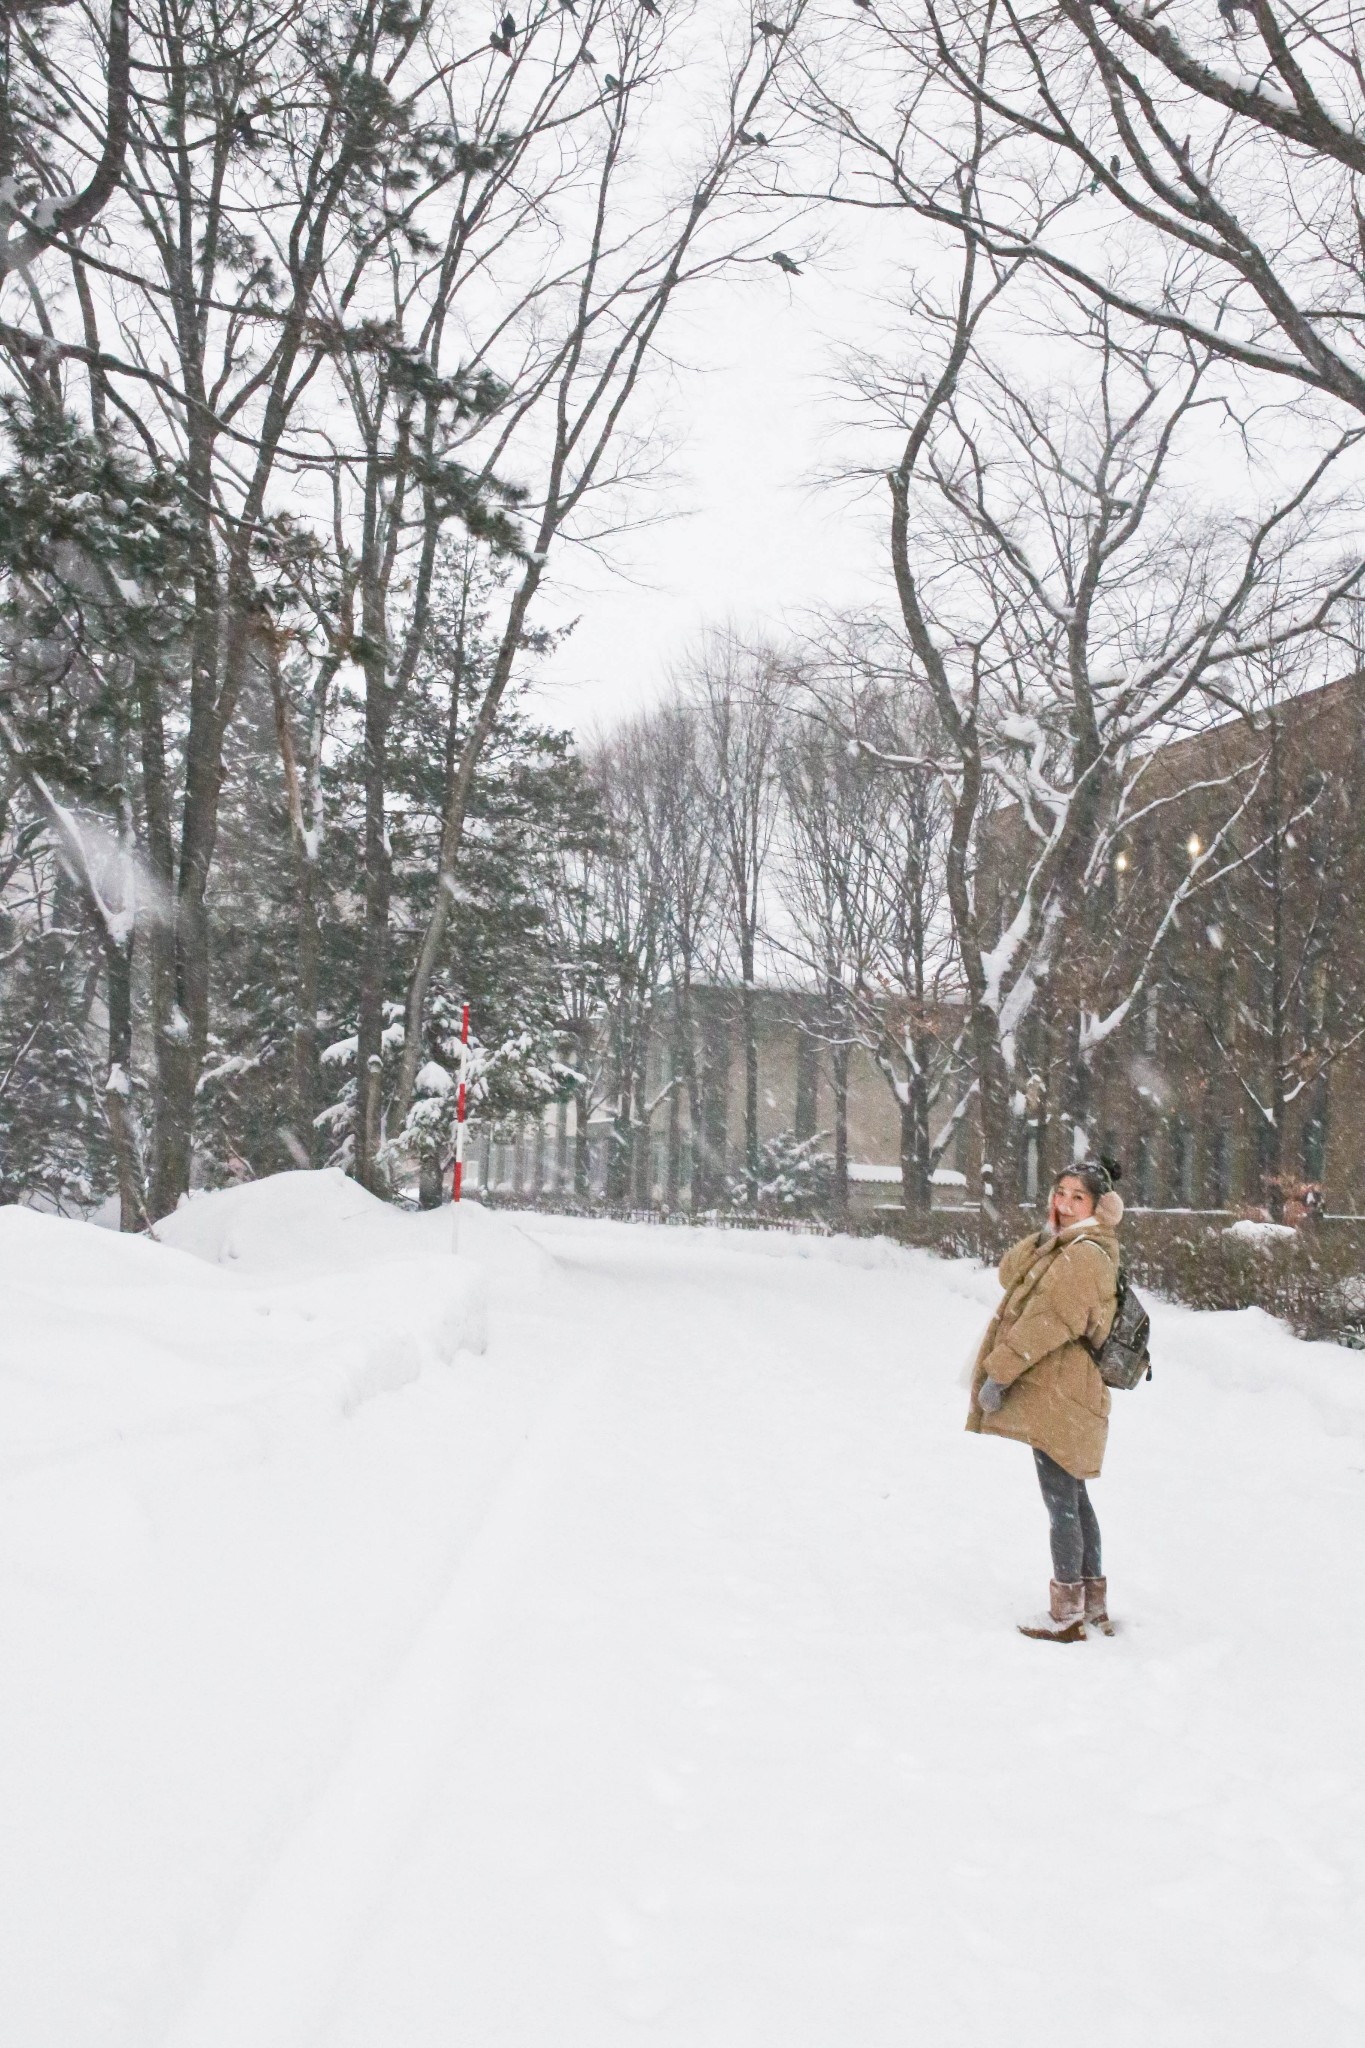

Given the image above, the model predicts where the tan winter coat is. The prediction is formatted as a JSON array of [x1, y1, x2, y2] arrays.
[[965, 1216, 1120, 1480]]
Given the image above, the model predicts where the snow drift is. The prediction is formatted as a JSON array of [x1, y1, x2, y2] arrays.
[[0, 1173, 486, 1476]]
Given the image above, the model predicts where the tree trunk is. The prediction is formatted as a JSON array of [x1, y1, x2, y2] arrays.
[[633, 1056, 650, 1206], [393, 559, 545, 1133], [902, 1054, 933, 1217], [102, 931, 144, 1233], [606, 1013, 630, 1207], [290, 855, 322, 1165], [418, 1147, 443, 1210], [1266, 711, 1287, 1220], [264, 638, 337, 1168], [678, 983, 704, 1211], [740, 959, 759, 1205], [354, 583, 391, 1193], [133, 657, 176, 1188], [574, 1079, 591, 1199], [832, 1036, 849, 1227], [666, 1016, 683, 1209], [899, 1094, 922, 1222], [698, 1005, 729, 1210], [155, 825, 210, 1219]]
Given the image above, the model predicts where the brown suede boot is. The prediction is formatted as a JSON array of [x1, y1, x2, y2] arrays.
[[1084, 1577, 1115, 1637], [1017, 1579, 1087, 1642]]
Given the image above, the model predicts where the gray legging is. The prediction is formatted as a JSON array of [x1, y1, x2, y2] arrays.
[[1033, 1448, 1102, 1583]]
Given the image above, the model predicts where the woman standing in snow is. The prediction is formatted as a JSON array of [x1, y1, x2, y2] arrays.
[[967, 1159, 1124, 1642]]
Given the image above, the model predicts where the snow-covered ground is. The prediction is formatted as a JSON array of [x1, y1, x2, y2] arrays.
[[2, 1173, 1363, 2047]]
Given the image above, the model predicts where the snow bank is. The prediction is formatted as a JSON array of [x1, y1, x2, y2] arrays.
[[0, 1175, 487, 1478], [159, 1167, 553, 1298], [158, 1167, 426, 1274], [0, 1174, 498, 2048]]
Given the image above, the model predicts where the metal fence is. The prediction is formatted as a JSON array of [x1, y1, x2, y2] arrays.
[[474, 1191, 834, 1237]]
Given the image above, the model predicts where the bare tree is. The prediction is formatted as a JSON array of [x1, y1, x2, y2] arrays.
[[649, 696, 724, 1209], [691, 632, 785, 1206], [585, 714, 674, 1203], [0, 0, 131, 276], [389, 1, 813, 1145], [796, 0, 1365, 422], [841, 251, 1362, 1197], [775, 666, 886, 1220], [777, 651, 958, 1217], [856, 682, 958, 1213]]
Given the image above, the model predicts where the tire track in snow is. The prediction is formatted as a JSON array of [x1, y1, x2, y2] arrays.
[[160, 1259, 609, 2048]]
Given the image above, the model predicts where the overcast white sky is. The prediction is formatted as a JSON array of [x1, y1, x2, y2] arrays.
[[523, 247, 896, 736], [514, 187, 1365, 743]]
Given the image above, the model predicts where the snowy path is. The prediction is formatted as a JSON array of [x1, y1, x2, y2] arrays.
[[4, 1182, 1365, 2045]]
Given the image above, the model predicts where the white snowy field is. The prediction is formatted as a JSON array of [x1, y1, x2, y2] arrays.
[[2, 1175, 1363, 2048]]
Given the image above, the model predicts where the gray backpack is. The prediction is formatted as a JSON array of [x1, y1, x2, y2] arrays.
[[1089, 1268, 1152, 1389]]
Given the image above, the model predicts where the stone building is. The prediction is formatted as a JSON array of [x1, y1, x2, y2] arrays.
[[472, 986, 971, 1218], [474, 673, 1365, 1222], [996, 671, 1365, 1216]]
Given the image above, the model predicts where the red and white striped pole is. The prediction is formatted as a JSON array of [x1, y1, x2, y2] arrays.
[[451, 1002, 470, 1253]]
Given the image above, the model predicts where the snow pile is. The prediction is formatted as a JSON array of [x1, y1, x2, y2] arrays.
[[159, 1166, 432, 1274], [0, 1176, 486, 1473], [1223, 1216, 1299, 1245]]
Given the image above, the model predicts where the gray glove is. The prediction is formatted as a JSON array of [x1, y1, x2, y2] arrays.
[[978, 1376, 1006, 1414]]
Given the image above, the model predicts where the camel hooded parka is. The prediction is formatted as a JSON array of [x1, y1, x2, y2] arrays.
[[966, 1213, 1121, 1480]]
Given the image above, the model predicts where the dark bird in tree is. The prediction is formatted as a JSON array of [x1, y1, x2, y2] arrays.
[[769, 250, 801, 274], [501, 12, 516, 36], [233, 111, 260, 144], [560, 0, 577, 11], [604, 71, 621, 89], [579, 41, 597, 61], [1109, 154, 1122, 175], [756, 19, 787, 36], [490, 28, 511, 52], [640, 0, 660, 13], [739, 128, 769, 146], [1217, 0, 1248, 23], [853, 0, 872, 10]]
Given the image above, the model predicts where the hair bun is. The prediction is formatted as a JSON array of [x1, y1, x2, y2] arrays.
[[1099, 1154, 1122, 1186]]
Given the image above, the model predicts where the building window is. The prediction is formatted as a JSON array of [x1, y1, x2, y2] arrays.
[[1206, 1122, 1231, 1209], [794, 1030, 818, 1141], [1302, 1079, 1328, 1184], [1132, 1131, 1152, 1208], [1024, 1130, 1040, 1202]]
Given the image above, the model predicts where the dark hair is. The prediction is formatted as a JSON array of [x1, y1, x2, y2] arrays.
[[1053, 1155, 1122, 1201]]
